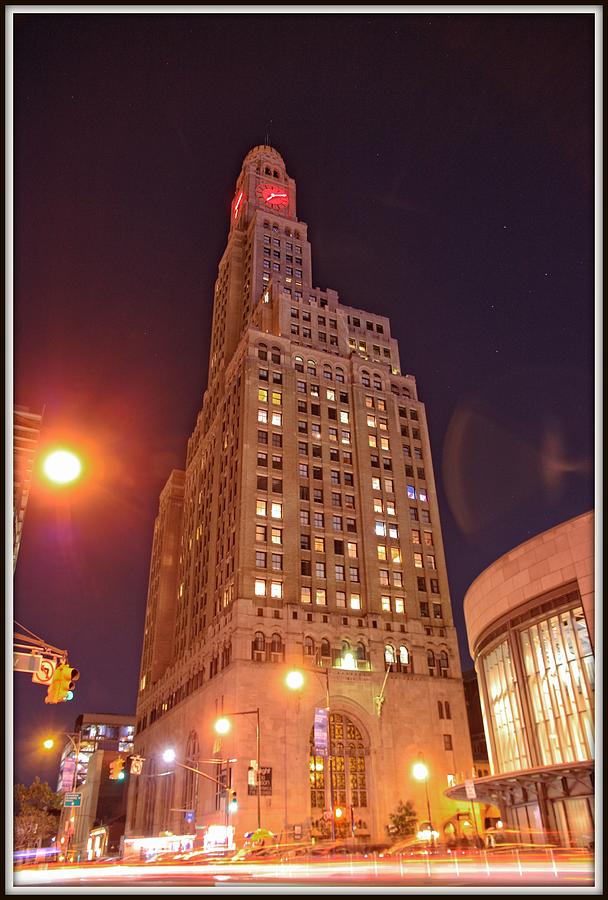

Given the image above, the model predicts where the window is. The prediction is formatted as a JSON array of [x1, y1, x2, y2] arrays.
[[420, 601, 430, 617], [336, 591, 347, 608], [299, 463, 309, 478], [421, 510, 431, 524], [369, 434, 377, 448], [390, 547, 402, 564], [330, 470, 340, 485], [312, 424, 322, 438], [381, 596, 391, 612], [350, 594, 361, 610], [423, 531, 434, 546], [395, 597, 405, 615], [333, 516, 343, 532], [272, 433, 282, 448], [258, 409, 268, 424], [443, 735, 453, 751], [379, 418, 388, 432], [272, 455, 282, 470], [347, 542, 357, 558], [346, 518, 357, 533], [392, 571, 403, 587], [300, 533, 311, 550], [271, 391, 282, 406], [388, 523, 399, 539], [301, 587, 312, 604], [430, 579, 440, 594], [271, 411, 282, 426], [300, 509, 310, 526], [271, 527, 282, 545], [256, 551, 267, 568], [379, 569, 390, 586], [270, 502, 283, 519], [414, 552, 423, 568], [257, 452, 268, 467], [410, 508, 419, 522], [271, 553, 282, 571], [371, 476, 381, 490], [384, 644, 396, 664], [349, 567, 360, 582], [315, 589, 327, 606], [331, 492, 342, 507], [417, 576, 426, 592], [380, 437, 390, 451], [298, 421, 308, 434], [301, 560, 312, 576], [427, 649, 436, 675], [313, 488, 324, 503], [438, 701, 444, 719], [258, 430, 268, 444], [384, 478, 394, 493], [375, 521, 386, 536], [427, 555, 436, 569], [445, 702, 451, 719], [256, 475, 267, 490], [255, 579, 266, 596], [377, 545, 388, 561], [314, 512, 324, 528], [433, 603, 443, 619], [256, 525, 267, 542], [407, 485, 417, 500], [256, 500, 267, 517], [313, 536, 325, 553], [419, 488, 428, 502], [312, 445, 322, 459], [298, 441, 308, 456], [315, 562, 326, 578], [335, 564, 345, 581]]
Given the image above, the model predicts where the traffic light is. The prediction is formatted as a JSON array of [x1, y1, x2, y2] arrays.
[[228, 790, 238, 813], [45, 663, 79, 704], [109, 757, 125, 781]]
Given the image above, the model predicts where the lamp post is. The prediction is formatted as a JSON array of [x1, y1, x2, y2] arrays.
[[286, 654, 336, 841], [214, 709, 261, 832], [161, 750, 236, 838], [43, 731, 82, 860], [412, 759, 435, 849]]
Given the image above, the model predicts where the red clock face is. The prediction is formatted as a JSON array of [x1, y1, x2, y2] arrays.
[[256, 182, 289, 209]]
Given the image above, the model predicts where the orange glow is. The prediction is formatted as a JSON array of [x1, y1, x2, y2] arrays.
[[42, 449, 82, 484]]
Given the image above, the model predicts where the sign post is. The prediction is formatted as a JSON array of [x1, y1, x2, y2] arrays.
[[63, 792, 82, 808]]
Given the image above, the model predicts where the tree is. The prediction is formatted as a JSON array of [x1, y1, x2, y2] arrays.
[[386, 800, 418, 839], [14, 777, 63, 850]]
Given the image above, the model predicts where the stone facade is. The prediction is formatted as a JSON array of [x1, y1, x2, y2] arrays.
[[126, 145, 473, 845]]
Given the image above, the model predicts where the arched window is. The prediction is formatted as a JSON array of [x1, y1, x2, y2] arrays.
[[427, 649, 436, 675], [181, 731, 200, 816], [270, 633, 283, 655], [384, 644, 396, 665], [373, 373, 382, 390], [439, 651, 449, 677], [307, 359, 317, 376], [320, 638, 331, 659], [309, 714, 368, 814], [258, 343, 268, 361], [356, 642, 367, 661], [341, 640, 351, 655], [304, 636, 315, 656], [437, 700, 444, 719], [323, 365, 333, 381], [294, 355, 304, 372], [253, 632, 265, 652], [265, 166, 271, 175], [399, 645, 409, 666]]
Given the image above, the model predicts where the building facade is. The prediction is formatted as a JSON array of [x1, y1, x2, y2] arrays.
[[58, 713, 135, 793], [447, 511, 595, 848], [127, 145, 473, 845], [13, 404, 44, 569]]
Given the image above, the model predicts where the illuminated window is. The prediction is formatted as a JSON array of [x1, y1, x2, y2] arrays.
[[340, 410, 349, 424], [270, 502, 283, 519], [271, 412, 282, 426], [258, 388, 268, 402], [371, 477, 381, 490], [336, 591, 347, 608], [377, 545, 388, 561], [390, 548, 402, 564], [258, 409, 268, 424], [427, 555, 436, 569], [350, 594, 361, 610], [254, 579, 266, 597], [347, 542, 358, 558], [255, 525, 267, 542], [386, 501, 396, 516], [335, 564, 345, 581], [374, 498, 384, 513], [255, 551, 267, 568], [326, 388, 336, 400], [341, 431, 351, 444], [419, 488, 428, 502], [314, 536, 325, 553], [270, 581, 283, 599], [271, 528, 282, 545], [423, 531, 434, 546], [381, 596, 391, 612], [369, 434, 377, 448], [375, 521, 386, 536], [256, 500, 267, 517], [384, 478, 394, 493], [407, 485, 416, 500], [380, 437, 390, 451], [315, 589, 327, 606], [367, 415, 376, 428], [271, 392, 282, 406], [414, 553, 423, 568], [393, 571, 403, 587], [379, 418, 388, 431], [301, 587, 312, 604], [395, 598, 405, 615], [385, 644, 396, 664], [379, 569, 389, 586]]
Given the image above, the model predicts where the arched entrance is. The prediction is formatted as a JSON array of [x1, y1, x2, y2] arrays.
[[309, 712, 370, 839]]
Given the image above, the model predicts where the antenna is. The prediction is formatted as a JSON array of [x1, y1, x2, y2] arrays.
[[265, 122, 272, 147]]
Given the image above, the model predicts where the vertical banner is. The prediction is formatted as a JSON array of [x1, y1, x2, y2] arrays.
[[314, 707, 329, 757], [61, 757, 76, 793]]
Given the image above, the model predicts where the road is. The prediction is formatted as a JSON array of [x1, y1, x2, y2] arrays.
[[14, 853, 597, 890]]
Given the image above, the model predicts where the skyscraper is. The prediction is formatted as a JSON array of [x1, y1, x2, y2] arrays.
[[128, 145, 473, 845], [13, 404, 44, 570]]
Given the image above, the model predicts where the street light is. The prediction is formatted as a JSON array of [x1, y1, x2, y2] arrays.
[[285, 662, 336, 841], [412, 758, 435, 848], [43, 731, 82, 861], [42, 449, 82, 485], [213, 709, 261, 832]]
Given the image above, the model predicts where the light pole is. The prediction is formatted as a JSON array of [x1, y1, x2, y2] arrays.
[[43, 731, 82, 859], [412, 759, 435, 849], [161, 750, 236, 838], [214, 709, 261, 832], [285, 654, 336, 842]]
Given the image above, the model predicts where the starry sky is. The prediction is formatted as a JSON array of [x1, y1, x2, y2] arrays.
[[12, 11, 595, 787]]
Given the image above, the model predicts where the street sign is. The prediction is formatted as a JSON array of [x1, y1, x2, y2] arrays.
[[247, 767, 272, 796], [13, 652, 42, 674], [464, 779, 477, 800], [63, 792, 82, 807], [32, 657, 57, 685], [130, 755, 144, 776]]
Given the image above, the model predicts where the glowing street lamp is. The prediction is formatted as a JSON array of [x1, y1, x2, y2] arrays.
[[213, 710, 261, 831], [42, 449, 82, 485], [412, 758, 435, 848], [162, 748, 177, 763], [43, 738, 55, 750], [285, 670, 304, 691]]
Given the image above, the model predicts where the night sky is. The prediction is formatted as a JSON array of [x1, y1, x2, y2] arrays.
[[12, 12, 595, 788]]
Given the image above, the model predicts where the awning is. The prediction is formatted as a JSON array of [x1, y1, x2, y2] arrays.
[[444, 760, 594, 803]]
